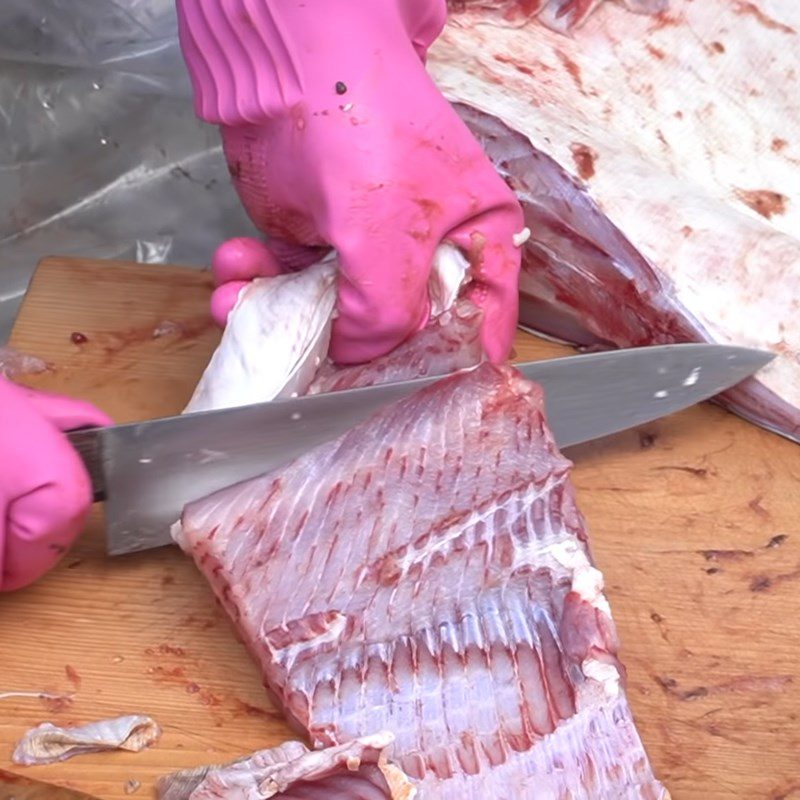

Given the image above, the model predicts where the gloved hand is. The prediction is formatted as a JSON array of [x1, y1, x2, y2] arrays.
[[0, 378, 111, 592], [176, 0, 524, 365]]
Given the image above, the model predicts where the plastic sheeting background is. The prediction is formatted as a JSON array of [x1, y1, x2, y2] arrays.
[[0, 0, 257, 341]]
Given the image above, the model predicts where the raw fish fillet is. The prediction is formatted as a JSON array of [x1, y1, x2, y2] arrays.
[[173, 363, 668, 798], [185, 243, 482, 413], [157, 733, 415, 800], [432, 0, 800, 443]]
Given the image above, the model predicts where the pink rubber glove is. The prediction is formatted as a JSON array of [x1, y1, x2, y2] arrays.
[[176, 0, 524, 364], [0, 378, 111, 592]]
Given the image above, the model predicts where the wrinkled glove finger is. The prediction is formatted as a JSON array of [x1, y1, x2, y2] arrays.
[[265, 236, 333, 273], [210, 237, 333, 326], [210, 280, 250, 327], [400, 0, 447, 62], [3, 466, 93, 592], [212, 237, 283, 286], [1, 380, 95, 592]]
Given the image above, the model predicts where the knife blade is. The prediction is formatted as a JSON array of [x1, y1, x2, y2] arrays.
[[66, 343, 772, 556]]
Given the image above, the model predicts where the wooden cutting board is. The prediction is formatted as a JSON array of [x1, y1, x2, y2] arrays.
[[1, 256, 798, 800]]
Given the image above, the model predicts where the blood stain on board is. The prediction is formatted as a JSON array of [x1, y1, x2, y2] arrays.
[[748, 495, 770, 518], [64, 665, 82, 689]]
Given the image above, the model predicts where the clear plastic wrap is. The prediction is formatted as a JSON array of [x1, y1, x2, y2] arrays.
[[0, 1, 256, 341]]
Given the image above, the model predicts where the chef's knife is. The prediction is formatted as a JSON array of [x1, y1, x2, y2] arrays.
[[66, 343, 772, 556]]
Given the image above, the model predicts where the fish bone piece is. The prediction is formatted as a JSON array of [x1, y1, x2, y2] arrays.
[[173, 363, 668, 798], [156, 733, 416, 799], [12, 715, 160, 766], [431, 0, 800, 443]]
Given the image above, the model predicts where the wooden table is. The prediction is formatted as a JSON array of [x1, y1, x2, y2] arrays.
[[1, 257, 798, 799]]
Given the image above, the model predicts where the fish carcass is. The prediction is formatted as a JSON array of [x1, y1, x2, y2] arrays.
[[173, 363, 668, 798], [432, 0, 800, 443]]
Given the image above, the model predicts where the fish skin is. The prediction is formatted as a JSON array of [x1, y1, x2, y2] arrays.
[[173, 363, 668, 798], [156, 734, 414, 800], [430, 0, 800, 444]]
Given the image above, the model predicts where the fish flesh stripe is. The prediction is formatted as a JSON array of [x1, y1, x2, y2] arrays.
[[173, 363, 668, 798]]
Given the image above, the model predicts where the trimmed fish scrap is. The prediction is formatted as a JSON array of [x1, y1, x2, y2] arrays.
[[173, 363, 668, 798], [157, 733, 415, 800], [12, 715, 160, 766]]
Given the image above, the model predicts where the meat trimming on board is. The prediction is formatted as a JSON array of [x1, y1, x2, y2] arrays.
[[157, 733, 415, 799]]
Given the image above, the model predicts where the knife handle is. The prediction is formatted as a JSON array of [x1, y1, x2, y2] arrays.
[[66, 428, 107, 503]]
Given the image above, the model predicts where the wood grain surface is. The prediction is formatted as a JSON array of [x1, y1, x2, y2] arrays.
[[1, 256, 798, 800]]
